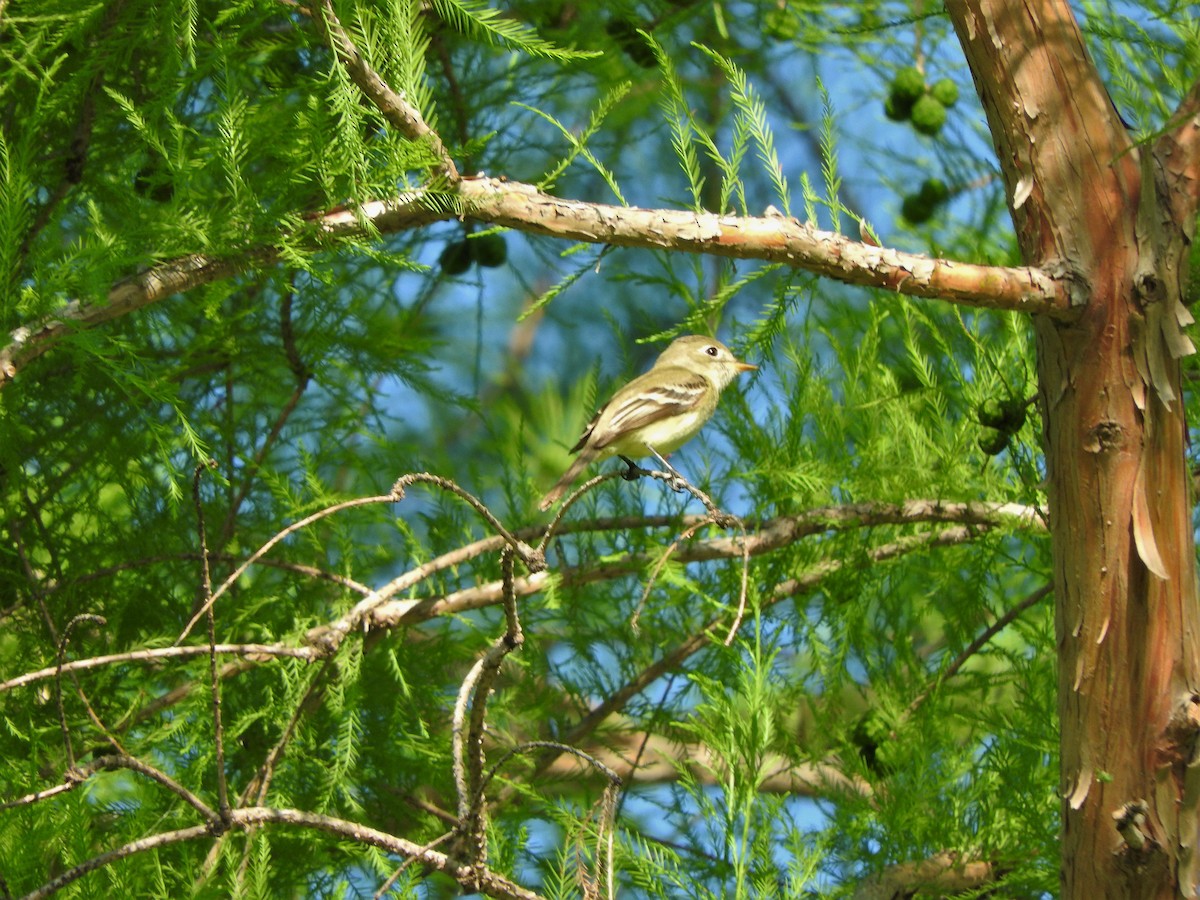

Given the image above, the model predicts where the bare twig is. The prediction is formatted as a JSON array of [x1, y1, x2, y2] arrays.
[[0, 643, 314, 695], [901, 583, 1053, 725], [193, 463, 231, 820], [24, 806, 546, 900], [452, 546, 525, 867], [54, 614, 106, 770], [11, 0, 127, 276], [207, 657, 340, 884], [308, 473, 545, 654], [373, 829, 457, 899], [12, 512, 60, 641], [310, 0, 459, 181], [722, 525, 752, 646], [628, 504, 751, 646], [392, 473, 544, 571], [178, 493, 397, 642], [3, 752, 217, 822], [630, 515, 719, 633], [217, 280, 312, 546], [538, 471, 634, 543]]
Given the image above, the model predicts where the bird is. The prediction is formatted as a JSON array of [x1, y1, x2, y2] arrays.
[[537, 335, 756, 511]]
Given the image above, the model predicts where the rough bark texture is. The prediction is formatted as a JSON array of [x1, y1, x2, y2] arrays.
[[950, 3, 1200, 897]]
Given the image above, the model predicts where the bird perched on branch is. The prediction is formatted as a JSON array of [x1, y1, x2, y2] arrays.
[[538, 335, 756, 511]]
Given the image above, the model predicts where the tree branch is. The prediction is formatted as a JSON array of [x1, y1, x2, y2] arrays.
[[309, 0, 459, 181], [0, 643, 314, 695], [345, 501, 1041, 641], [447, 179, 1069, 315], [24, 806, 544, 900], [850, 850, 996, 900], [0, 179, 1070, 389], [2, 500, 1040, 708], [538, 731, 870, 800], [537, 525, 991, 779]]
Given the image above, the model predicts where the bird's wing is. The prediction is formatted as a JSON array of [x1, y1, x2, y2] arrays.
[[588, 367, 708, 451]]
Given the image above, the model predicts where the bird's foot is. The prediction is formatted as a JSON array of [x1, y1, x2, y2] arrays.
[[647, 446, 688, 492], [619, 456, 648, 481], [665, 473, 688, 493]]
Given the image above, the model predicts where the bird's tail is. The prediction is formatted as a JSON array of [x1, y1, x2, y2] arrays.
[[537, 453, 593, 511]]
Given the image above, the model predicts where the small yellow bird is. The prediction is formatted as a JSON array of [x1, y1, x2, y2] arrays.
[[538, 335, 756, 511]]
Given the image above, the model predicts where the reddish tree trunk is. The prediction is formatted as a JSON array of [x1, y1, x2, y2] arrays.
[[950, 3, 1200, 897]]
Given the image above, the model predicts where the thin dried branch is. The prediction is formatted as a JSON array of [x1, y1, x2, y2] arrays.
[[391, 473, 544, 570], [0, 178, 1070, 389], [193, 464, 231, 820], [373, 829, 458, 899], [629, 511, 745, 637], [901, 583, 1053, 725], [54, 614, 106, 769], [540, 524, 989, 774], [218, 282, 312, 545], [178, 493, 397, 642], [544, 464, 739, 534], [452, 547, 525, 867], [311, 474, 544, 655], [0, 643, 313, 695], [25, 824, 216, 900], [11, 0, 127, 274], [25, 806, 545, 900], [310, 0, 459, 180], [3, 753, 216, 823], [53, 609, 129, 758], [204, 657, 340, 885]]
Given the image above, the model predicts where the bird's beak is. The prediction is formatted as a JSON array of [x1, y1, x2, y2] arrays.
[[735, 361, 757, 373]]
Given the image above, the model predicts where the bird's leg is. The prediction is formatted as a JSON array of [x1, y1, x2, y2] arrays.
[[618, 455, 646, 481], [646, 445, 688, 493]]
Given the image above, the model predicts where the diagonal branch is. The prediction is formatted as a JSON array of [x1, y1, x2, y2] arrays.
[[309, 0, 459, 181], [25, 806, 544, 900], [348, 502, 1041, 642], [536, 525, 988, 778]]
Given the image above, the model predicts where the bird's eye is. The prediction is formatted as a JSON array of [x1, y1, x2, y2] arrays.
[[705, 345, 719, 357]]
